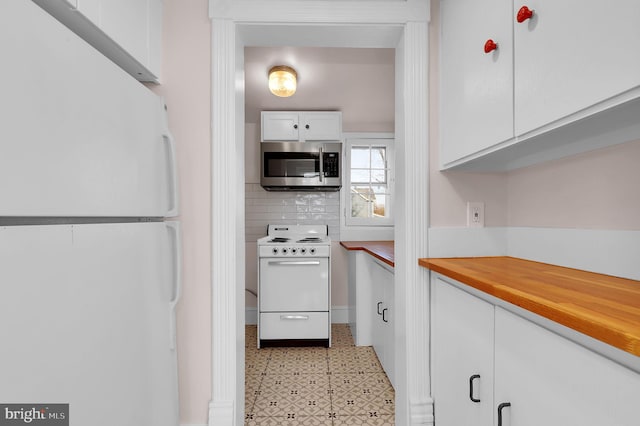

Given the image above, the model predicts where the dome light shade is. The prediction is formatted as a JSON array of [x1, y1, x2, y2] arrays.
[[268, 65, 297, 97]]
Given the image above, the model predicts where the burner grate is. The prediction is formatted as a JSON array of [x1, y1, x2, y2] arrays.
[[268, 237, 290, 243]]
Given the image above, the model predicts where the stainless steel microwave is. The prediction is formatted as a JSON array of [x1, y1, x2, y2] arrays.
[[260, 141, 342, 191]]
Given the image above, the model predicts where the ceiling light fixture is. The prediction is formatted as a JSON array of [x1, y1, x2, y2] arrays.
[[268, 65, 297, 97]]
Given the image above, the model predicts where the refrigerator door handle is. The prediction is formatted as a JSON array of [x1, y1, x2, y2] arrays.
[[163, 130, 179, 217], [162, 107, 180, 217], [166, 221, 182, 350]]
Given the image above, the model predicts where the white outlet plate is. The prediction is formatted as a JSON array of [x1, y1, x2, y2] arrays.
[[467, 202, 485, 228]]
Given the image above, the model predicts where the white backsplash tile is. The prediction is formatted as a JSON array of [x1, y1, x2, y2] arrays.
[[245, 184, 341, 241]]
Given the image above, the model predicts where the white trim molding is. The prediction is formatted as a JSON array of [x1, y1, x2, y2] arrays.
[[209, 1, 432, 425], [209, 17, 242, 426], [394, 20, 433, 426]]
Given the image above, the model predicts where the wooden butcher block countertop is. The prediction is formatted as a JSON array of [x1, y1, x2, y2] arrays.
[[419, 256, 640, 357], [340, 241, 394, 267]]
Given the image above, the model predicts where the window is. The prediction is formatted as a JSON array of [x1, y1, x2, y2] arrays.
[[344, 137, 394, 226]]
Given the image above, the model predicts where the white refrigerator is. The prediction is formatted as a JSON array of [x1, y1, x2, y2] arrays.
[[0, 1, 180, 425]]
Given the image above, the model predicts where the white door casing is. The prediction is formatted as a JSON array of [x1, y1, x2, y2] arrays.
[[208, 1, 431, 425]]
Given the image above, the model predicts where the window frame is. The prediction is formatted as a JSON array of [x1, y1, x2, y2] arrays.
[[342, 133, 395, 231]]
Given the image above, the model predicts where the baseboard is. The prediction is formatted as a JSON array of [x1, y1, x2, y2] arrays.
[[245, 306, 350, 325], [246, 307, 257, 325], [181, 424, 208, 426], [208, 400, 234, 426], [330, 305, 349, 323]]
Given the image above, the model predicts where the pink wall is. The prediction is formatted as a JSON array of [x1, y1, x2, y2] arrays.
[[507, 139, 640, 230], [150, 0, 211, 424]]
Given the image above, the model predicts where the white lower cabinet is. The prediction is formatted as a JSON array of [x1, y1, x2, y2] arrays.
[[371, 258, 395, 388], [432, 276, 640, 426], [432, 277, 494, 425]]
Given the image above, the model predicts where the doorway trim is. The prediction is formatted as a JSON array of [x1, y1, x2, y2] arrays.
[[209, 2, 432, 425]]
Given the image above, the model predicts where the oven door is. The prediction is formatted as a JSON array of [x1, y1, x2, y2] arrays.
[[259, 257, 329, 312]]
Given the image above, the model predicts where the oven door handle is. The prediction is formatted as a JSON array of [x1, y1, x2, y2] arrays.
[[280, 315, 310, 321], [268, 260, 321, 266]]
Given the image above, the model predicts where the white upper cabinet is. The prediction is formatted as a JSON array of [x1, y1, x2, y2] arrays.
[[440, 0, 640, 171], [514, 1, 640, 135], [440, 0, 513, 166], [32, 0, 162, 82], [261, 111, 342, 142]]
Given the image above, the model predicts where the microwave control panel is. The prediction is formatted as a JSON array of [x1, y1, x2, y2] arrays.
[[323, 153, 340, 177]]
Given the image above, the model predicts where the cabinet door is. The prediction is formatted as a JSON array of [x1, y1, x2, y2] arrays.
[[494, 307, 640, 426], [432, 278, 494, 426], [381, 265, 395, 388], [440, 0, 514, 166], [514, 0, 640, 135], [300, 112, 342, 141], [371, 261, 386, 368], [261, 112, 300, 141]]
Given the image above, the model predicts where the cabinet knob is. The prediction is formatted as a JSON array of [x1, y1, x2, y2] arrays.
[[305, 124, 310, 129], [516, 5, 534, 23], [293, 124, 298, 129], [484, 39, 498, 53]]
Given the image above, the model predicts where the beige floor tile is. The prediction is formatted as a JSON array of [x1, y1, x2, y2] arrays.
[[245, 415, 334, 425], [245, 324, 395, 424], [332, 414, 395, 425]]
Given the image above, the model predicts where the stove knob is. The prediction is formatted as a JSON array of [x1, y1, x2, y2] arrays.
[[291, 248, 297, 255], [309, 247, 316, 255], [300, 248, 307, 255], [272, 247, 279, 255], [282, 248, 288, 255]]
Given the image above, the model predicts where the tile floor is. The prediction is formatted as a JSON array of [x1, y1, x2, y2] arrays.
[[245, 324, 395, 425]]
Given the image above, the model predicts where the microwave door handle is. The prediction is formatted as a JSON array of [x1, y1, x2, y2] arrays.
[[318, 146, 323, 182]]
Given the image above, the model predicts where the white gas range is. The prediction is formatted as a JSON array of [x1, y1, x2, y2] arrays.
[[257, 224, 331, 348]]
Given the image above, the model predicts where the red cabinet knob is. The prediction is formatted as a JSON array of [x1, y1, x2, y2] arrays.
[[517, 5, 534, 23], [484, 39, 498, 53]]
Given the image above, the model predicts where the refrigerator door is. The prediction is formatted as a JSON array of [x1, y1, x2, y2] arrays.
[[0, 222, 181, 426], [0, 0, 178, 217]]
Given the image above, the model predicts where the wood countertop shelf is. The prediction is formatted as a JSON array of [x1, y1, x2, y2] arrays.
[[419, 256, 640, 357], [340, 241, 394, 267]]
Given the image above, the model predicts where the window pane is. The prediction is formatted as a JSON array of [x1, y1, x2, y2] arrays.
[[351, 169, 370, 183], [370, 184, 389, 195], [350, 187, 374, 218], [370, 147, 386, 169], [372, 194, 388, 218], [346, 139, 393, 225], [351, 146, 371, 169], [371, 169, 387, 184]]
